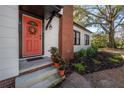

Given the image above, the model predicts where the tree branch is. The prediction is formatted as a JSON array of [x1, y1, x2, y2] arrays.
[[113, 8, 119, 18], [96, 5, 105, 15], [114, 16, 124, 30], [99, 23, 109, 33], [85, 22, 107, 26], [84, 9, 107, 21], [96, 5, 110, 22]]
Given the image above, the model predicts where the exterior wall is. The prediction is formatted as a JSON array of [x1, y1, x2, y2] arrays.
[[0, 6, 19, 81], [73, 25, 92, 52], [44, 16, 59, 57], [59, 5, 74, 60]]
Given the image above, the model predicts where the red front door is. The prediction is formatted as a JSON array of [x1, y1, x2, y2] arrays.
[[22, 14, 42, 57]]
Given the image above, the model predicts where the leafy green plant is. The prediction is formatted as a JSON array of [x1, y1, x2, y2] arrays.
[[86, 47, 96, 57], [79, 49, 87, 57], [59, 64, 65, 70], [49, 47, 59, 56], [111, 54, 123, 60], [73, 62, 86, 74], [91, 44, 98, 53], [77, 46, 98, 57], [91, 33, 108, 48], [115, 38, 124, 48], [49, 47, 61, 63], [91, 58, 101, 65], [108, 57, 120, 63], [108, 53, 123, 64]]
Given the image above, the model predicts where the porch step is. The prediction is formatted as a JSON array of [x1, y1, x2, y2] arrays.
[[15, 66, 64, 88], [30, 74, 65, 88], [19, 57, 53, 74]]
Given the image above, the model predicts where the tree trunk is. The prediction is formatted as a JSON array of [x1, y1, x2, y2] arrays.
[[108, 32, 116, 48], [108, 12, 116, 48]]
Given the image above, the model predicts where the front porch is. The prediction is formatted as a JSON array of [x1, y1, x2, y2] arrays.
[[19, 57, 53, 74], [15, 5, 65, 88], [16, 57, 65, 88]]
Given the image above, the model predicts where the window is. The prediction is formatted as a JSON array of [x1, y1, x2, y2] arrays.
[[74, 30, 80, 45], [84, 34, 90, 45]]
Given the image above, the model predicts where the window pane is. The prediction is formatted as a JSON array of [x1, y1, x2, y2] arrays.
[[84, 34, 89, 45], [77, 33, 79, 38], [73, 31, 80, 45], [76, 37, 79, 44]]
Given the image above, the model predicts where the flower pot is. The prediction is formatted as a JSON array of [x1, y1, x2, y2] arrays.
[[58, 70, 65, 76], [54, 63, 60, 68]]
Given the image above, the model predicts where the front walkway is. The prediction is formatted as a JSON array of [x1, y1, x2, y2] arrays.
[[84, 65, 124, 88], [58, 65, 124, 88], [57, 72, 91, 88]]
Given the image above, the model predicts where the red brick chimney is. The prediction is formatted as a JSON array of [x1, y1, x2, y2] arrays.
[[59, 5, 74, 60]]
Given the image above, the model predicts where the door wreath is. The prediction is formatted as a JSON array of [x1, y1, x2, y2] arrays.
[[28, 26, 38, 35], [27, 21, 38, 35]]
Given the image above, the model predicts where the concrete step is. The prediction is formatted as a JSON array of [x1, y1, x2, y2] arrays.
[[16, 66, 59, 88], [19, 57, 52, 73], [30, 74, 65, 88]]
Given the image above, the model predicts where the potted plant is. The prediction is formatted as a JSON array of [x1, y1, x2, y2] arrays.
[[58, 64, 65, 76], [53, 56, 61, 68], [49, 47, 61, 68], [58, 57, 68, 76]]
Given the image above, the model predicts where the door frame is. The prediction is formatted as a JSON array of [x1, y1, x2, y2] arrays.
[[19, 10, 44, 58]]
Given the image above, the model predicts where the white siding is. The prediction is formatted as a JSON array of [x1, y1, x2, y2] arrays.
[[73, 25, 92, 52], [44, 16, 59, 57], [0, 5, 19, 81]]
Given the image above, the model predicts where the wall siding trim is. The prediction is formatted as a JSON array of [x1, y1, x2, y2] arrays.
[[0, 5, 19, 81]]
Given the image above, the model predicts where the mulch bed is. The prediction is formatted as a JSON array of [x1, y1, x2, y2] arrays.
[[71, 51, 124, 74]]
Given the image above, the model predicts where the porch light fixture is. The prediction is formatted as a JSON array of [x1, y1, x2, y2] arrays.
[[49, 24, 52, 30], [46, 11, 56, 30], [45, 6, 63, 30]]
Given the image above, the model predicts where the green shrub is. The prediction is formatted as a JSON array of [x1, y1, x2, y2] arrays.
[[115, 39, 124, 48], [86, 47, 96, 57], [92, 44, 98, 53], [73, 62, 86, 74], [111, 54, 122, 60], [108, 53, 123, 64], [76, 45, 98, 58], [91, 33, 108, 48], [79, 49, 87, 57], [108, 57, 120, 63], [91, 58, 101, 65]]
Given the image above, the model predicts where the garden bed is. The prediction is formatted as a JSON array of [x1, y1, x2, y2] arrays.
[[72, 51, 124, 74]]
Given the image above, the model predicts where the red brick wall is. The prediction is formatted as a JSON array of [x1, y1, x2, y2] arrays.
[[0, 77, 15, 88], [59, 5, 74, 60]]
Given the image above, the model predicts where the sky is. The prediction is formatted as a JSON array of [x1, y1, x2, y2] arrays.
[[87, 27, 98, 33]]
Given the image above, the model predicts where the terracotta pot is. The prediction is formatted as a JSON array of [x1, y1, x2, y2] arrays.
[[58, 70, 65, 76], [54, 63, 60, 68]]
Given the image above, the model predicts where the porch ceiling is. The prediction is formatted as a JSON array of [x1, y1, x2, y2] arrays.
[[44, 5, 63, 19], [19, 5, 44, 17], [19, 5, 63, 18]]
